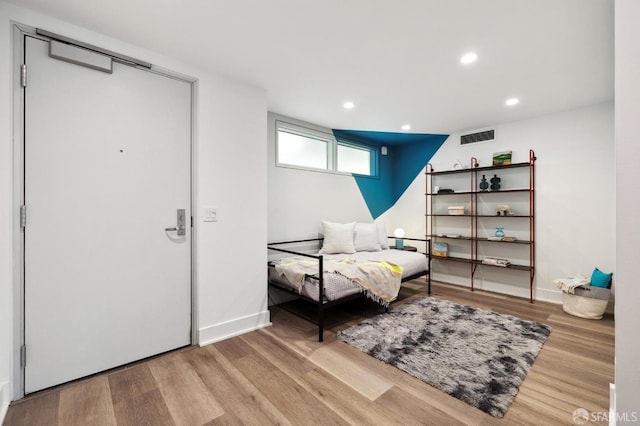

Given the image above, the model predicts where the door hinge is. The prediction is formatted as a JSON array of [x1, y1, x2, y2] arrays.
[[20, 345, 26, 368], [20, 205, 27, 228], [191, 216, 193, 227], [20, 64, 27, 88]]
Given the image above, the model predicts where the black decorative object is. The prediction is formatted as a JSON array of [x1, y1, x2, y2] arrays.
[[490, 174, 501, 191], [479, 174, 489, 191]]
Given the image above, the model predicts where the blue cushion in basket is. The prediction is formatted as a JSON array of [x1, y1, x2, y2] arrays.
[[590, 268, 612, 288]]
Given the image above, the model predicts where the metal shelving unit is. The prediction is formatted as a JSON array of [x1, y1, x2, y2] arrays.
[[426, 150, 536, 302]]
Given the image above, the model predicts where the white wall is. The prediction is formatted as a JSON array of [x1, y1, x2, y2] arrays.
[[267, 113, 373, 242], [384, 103, 615, 304], [197, 79, 268, 345], [268, 105, 615, 305], [376, 166, 433, 249], [0, 1, 268, 405], [615, 0, 640, 420], [0, 3, 17, 409]]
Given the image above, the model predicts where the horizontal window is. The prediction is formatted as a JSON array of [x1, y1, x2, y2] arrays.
[[276, 120, 378, 177], [277, 128, 329, 170], [337, 142, 374, 175]]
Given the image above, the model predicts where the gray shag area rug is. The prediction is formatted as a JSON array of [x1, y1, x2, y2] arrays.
[[337, 297, 551, 418]]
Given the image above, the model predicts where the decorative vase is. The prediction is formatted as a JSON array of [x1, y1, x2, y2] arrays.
[[490, 174, 501, 191], [479, 175, 489, 191], [495, 227, 505, 238]]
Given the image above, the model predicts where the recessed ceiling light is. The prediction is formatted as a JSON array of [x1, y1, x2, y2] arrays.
[[505, 98, 520, 106], [460, 52, 478, 65], [343, 101, 355, 110], [401, 124, 411, 131]]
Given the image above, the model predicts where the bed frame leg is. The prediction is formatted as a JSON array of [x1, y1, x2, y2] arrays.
[[318, 304, 324, 342], [318, 255, 324, 342], [427, 239, 432, 295]]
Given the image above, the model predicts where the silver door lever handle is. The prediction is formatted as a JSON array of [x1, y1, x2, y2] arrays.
[[165, 209, 186, 236]]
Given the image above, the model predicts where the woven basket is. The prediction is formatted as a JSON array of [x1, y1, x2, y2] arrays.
[[562, 287, 610, 320]]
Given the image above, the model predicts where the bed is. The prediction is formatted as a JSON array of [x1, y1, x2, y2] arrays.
[[268, 222, 432, 341]]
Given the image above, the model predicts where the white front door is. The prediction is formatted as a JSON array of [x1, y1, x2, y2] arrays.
[[23, 35, 192, 393]]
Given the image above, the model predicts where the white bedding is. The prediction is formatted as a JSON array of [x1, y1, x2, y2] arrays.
[[269, 249, 428, 303], [323, 250, 428, 278]]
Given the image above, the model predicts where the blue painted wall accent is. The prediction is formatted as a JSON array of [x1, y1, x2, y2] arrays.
[[332, 130, 449, 219]]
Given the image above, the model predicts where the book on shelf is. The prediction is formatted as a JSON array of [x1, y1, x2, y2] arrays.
[[492, 151, 512, 166], [481, 257, 511, 267], [437, 188, 455, 193], [433, 242, 449, 257], [487, 236, 517, 242]]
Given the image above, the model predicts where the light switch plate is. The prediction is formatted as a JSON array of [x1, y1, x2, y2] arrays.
[[203, 207, 218, 222]]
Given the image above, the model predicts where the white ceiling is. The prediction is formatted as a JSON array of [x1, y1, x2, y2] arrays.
[[10, 0, 613, 134]]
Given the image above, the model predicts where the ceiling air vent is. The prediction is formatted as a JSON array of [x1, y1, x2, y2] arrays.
[[461, 129, 495, 145]]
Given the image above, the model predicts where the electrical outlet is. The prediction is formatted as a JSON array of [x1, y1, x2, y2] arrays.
[[203, 207, 218, 222]]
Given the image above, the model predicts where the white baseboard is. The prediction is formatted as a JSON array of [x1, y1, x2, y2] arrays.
[[433, 275, 565, 305], [198, 310, 271, 347], [0, 381, 10, 424], [433, 277, 617, 316], [609, 383, 616, 426], [606, 296, 615, 315], [534, 288, 564, 305]]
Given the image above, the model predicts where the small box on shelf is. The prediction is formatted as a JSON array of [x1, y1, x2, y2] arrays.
[[447, 206, 465, 215]]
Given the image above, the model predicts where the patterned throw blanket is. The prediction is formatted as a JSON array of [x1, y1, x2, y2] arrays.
[[274, 257, 403, 306], [554, 273, 590, 294]]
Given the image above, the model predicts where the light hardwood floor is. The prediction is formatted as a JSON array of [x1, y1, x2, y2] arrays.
[[4, 281, 614, 425]]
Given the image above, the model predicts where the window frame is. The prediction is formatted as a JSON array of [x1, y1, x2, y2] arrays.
[[275, 120, 379, 178], [275, 121, 334, 172], [335, 139, 378, 177]]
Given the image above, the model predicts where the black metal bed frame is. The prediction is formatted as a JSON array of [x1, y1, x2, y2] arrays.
[[267, 237, 432, 342]]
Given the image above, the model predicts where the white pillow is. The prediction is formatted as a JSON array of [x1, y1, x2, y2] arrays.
[[376, 222, 390, 250], [319, 221, 356, 254], [354, 223, 382, 252]]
